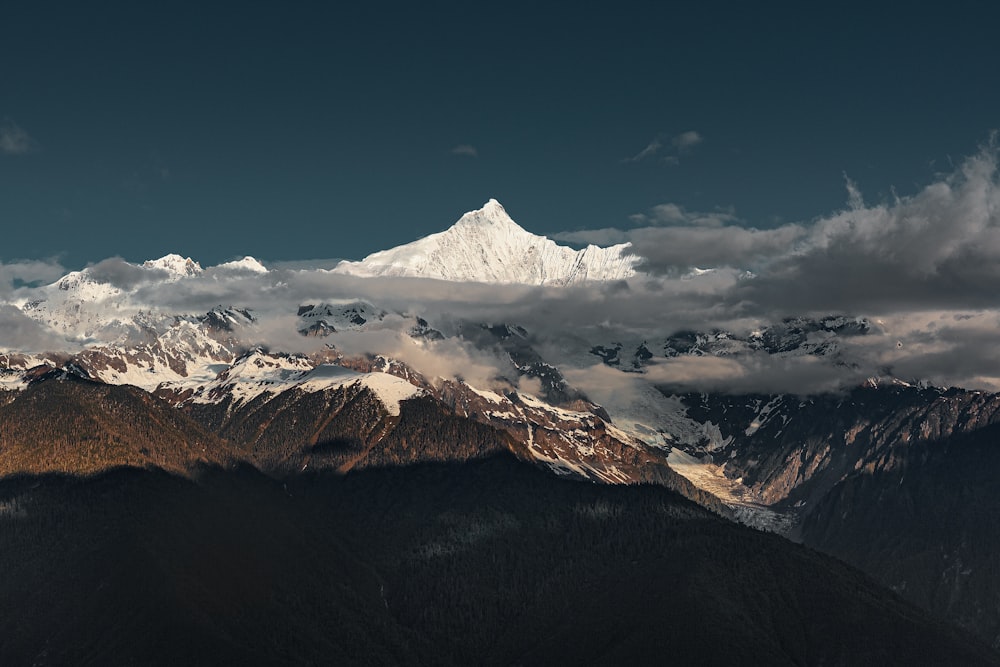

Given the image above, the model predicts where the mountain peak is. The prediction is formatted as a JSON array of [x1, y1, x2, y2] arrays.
[[143, 254, 204, 279], [334, 201, 638, 285], [454, 199, 523, 231], [481, 198, 509, 219]]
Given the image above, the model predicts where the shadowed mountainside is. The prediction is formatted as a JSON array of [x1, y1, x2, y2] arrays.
[[1, 459, 997, 666], [3, 375, 1000, 660], [800, 422, 1000, 649]]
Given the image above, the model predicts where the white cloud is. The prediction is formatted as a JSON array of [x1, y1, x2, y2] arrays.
[[622, 138, 663, 163], [329, 328, 510, 389], [629, 224, 806, 274], [0, 119, 35, 155], [450, 144, 478, 158], [671, 130, 703, 150], [643, 203, 738, 227], [555, 203, 741, 248], [596, 139, 1000, 305], [730, 140, 1000, 313], [623, 130, 703, 164]]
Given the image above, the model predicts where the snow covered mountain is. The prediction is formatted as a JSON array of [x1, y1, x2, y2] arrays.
[[1, 249, 668, 489], [6, 219, 1000, 647], [14, 254, 268, 342], [334, 199, 639, 285], [4, 198, 1000, 649], [18, 255, 195, 341], [142, 254, 204, 278]]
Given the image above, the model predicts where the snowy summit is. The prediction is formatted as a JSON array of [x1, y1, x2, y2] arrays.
[[142, 254, 204, 279], [334, 199, 638, 285]]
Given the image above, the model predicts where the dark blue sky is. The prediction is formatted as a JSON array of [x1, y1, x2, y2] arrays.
[[2, 1, 998, 268]]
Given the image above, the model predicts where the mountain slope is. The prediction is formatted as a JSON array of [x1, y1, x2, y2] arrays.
[[334, 199, 638, 285], [0, 375, 242, 476], [2, 207, 1000, 655], [799, 421, 1000, 648], [1, 460, 996, 666], [660, 384, 1000, 647], [0, 467, 421, 666]]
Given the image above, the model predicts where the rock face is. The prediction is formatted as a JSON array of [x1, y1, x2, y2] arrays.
[[672, 385, 1000, 508], [334, 199, 639, 285], [798, 421, 1000, 649], [663, 384, 1000, 647], [589, 315, 874, 373]]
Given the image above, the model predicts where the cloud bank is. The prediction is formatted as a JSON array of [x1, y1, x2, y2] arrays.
[[4, 141, 1000, 397]]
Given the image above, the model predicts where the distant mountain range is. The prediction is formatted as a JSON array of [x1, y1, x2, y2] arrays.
[[2, 200, 999, 657]]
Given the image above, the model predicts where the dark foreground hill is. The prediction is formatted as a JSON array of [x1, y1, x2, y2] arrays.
[[0, 458, 996, 666], [801, 420, 1000, 649], [677, 386, 1000, 647]]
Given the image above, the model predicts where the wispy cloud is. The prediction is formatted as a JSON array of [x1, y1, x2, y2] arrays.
[[622, 130, 703, 164], [553, 203, 745, 253], [550, 228, 632, 246], [0, 119, 36, 155], [633, 202, 739, 227], [671, 130, 703, 150], [622, 138, 663, 163], [450, 144, 478, 158]]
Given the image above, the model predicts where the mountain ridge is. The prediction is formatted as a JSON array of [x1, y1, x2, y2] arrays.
[[3, 200, 1000, 650]]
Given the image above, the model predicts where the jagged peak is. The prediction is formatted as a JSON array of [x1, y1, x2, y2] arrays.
[[54, 269, 101, 291], [481, 198, 509, 218], [453, 199, 526, 232], [142, 254, 204, 279]]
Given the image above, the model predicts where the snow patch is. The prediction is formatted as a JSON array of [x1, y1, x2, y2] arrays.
[[666, 449, 793, 532]]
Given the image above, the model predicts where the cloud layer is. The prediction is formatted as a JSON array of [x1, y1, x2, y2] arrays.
[[3, 142, 1000, 398], [731, 146, 1000, 314]]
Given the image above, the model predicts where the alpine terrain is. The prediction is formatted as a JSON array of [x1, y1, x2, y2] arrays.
[[1, 200, 999, 663]]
